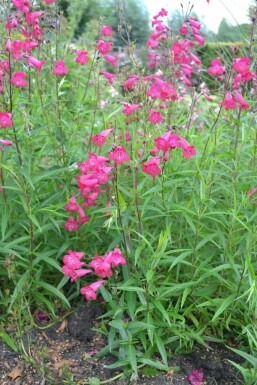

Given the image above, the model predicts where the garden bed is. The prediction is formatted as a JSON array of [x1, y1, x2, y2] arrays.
[[0, 303, 243, 385]]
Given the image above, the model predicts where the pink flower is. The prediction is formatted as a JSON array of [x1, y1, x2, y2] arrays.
[[80, 280, 105, 300], [97, 40, 112, 55], [70, 269, 91, 283], [142, 157, 162, 177], [183, 145, 196, 159], [109, 146, 130, 164], [10, 72, 27, 88], [0, 112, 13, 129], [26, 11, 44, 26], [246, 187, 257, 199], [105, 248, 126, 267], [90, 256, 112, 278], [100, 25, 113, 36], [122, 103, 141, 116], [91, 128, 112, 147], [104, 55, 119, 67], [28, 56, 46, 74], [0, 139, 13, 146], [12, 0, 30, 12], [207, 57, 225, 77], [190, 53, 201, 65], [188, 368, 204, 385], [52, 61, 68, 76], [42, 0, 56, 4], [232, 57, 250, 74], [64, 216, 78, 232], [65, 195, 80, 212], [179, 137, 196, 159], [235, 92, 249, 110], [221, 93, 237, 110], [75, 50, 90, 65], [179, 23, 188, 35], [124, 75, 139, 90], [193, 33, 205, 46], [148, 109, 164, 124], [188, 17, 201, 30], [100, 71, 115, 84]]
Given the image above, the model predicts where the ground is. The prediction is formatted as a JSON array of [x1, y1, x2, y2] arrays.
[[0, 303, 244, 385]]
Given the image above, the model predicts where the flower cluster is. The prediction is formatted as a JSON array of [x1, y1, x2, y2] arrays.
[[62, 248, 126, 300]]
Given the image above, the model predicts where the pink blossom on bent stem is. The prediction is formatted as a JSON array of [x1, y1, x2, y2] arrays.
[[100, 71, 115, 84], [104, 55, 119, 67], [28, 56, 46, 74]]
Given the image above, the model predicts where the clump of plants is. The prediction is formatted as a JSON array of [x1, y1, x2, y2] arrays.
[[0, 0, 257, 383]]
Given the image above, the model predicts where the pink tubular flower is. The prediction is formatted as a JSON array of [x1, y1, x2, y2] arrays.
[[142, 157, 162, 177], [97, 40, 112, 55], [179, 137, 196, 159], [122, 103, 141, 116], [109, 146, 130, 164], [193, 33, 205, 46], [91, 128, 112, 147], [0, 139, 13, 146], [235, 92, 249, 110], [75, 50, 90, 65], [52, 61, 68, 76], [65, 195, 80, 212], [207, 57, 225, 77], [188, 368, 204, 385], [188, 17, 201, 30], [124, 75, 139, 90], [0, 112, 13, 129], [100, 25, 112, 36], [80, 280, 105, 300], [179, 23, 188, 35], [148, 109, 164, 124], [12, 0, 30, 12], [90, 255, 112, 278], [104, 55, 119, 67], [64, 216, 78, 232], [28, 56, 46, 74], [100, 71, 115, 85], [105, 248, 126, 267], [10, 72, 27, 88], [26, 11, 44, 26], [221, 93, 237, 110], [247, 187, 257, 200]]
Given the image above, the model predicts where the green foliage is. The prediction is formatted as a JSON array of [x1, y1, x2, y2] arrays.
[[1, 0, 257, 382]]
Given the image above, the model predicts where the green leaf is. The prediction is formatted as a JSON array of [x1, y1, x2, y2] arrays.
[[211, 294, 235, 322], [37, 281, 70, 308], [155, 333, 168, 366], [0, 329, 18, 352]]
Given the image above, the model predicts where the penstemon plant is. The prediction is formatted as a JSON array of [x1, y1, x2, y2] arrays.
[[0, 0, 257, 382]]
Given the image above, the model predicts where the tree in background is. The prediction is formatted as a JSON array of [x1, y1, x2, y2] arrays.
[[216, 18, 250, 42], [58, 0, 150, 45]]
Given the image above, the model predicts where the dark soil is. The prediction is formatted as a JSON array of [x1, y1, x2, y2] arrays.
[[0, 303, 244, 385]]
